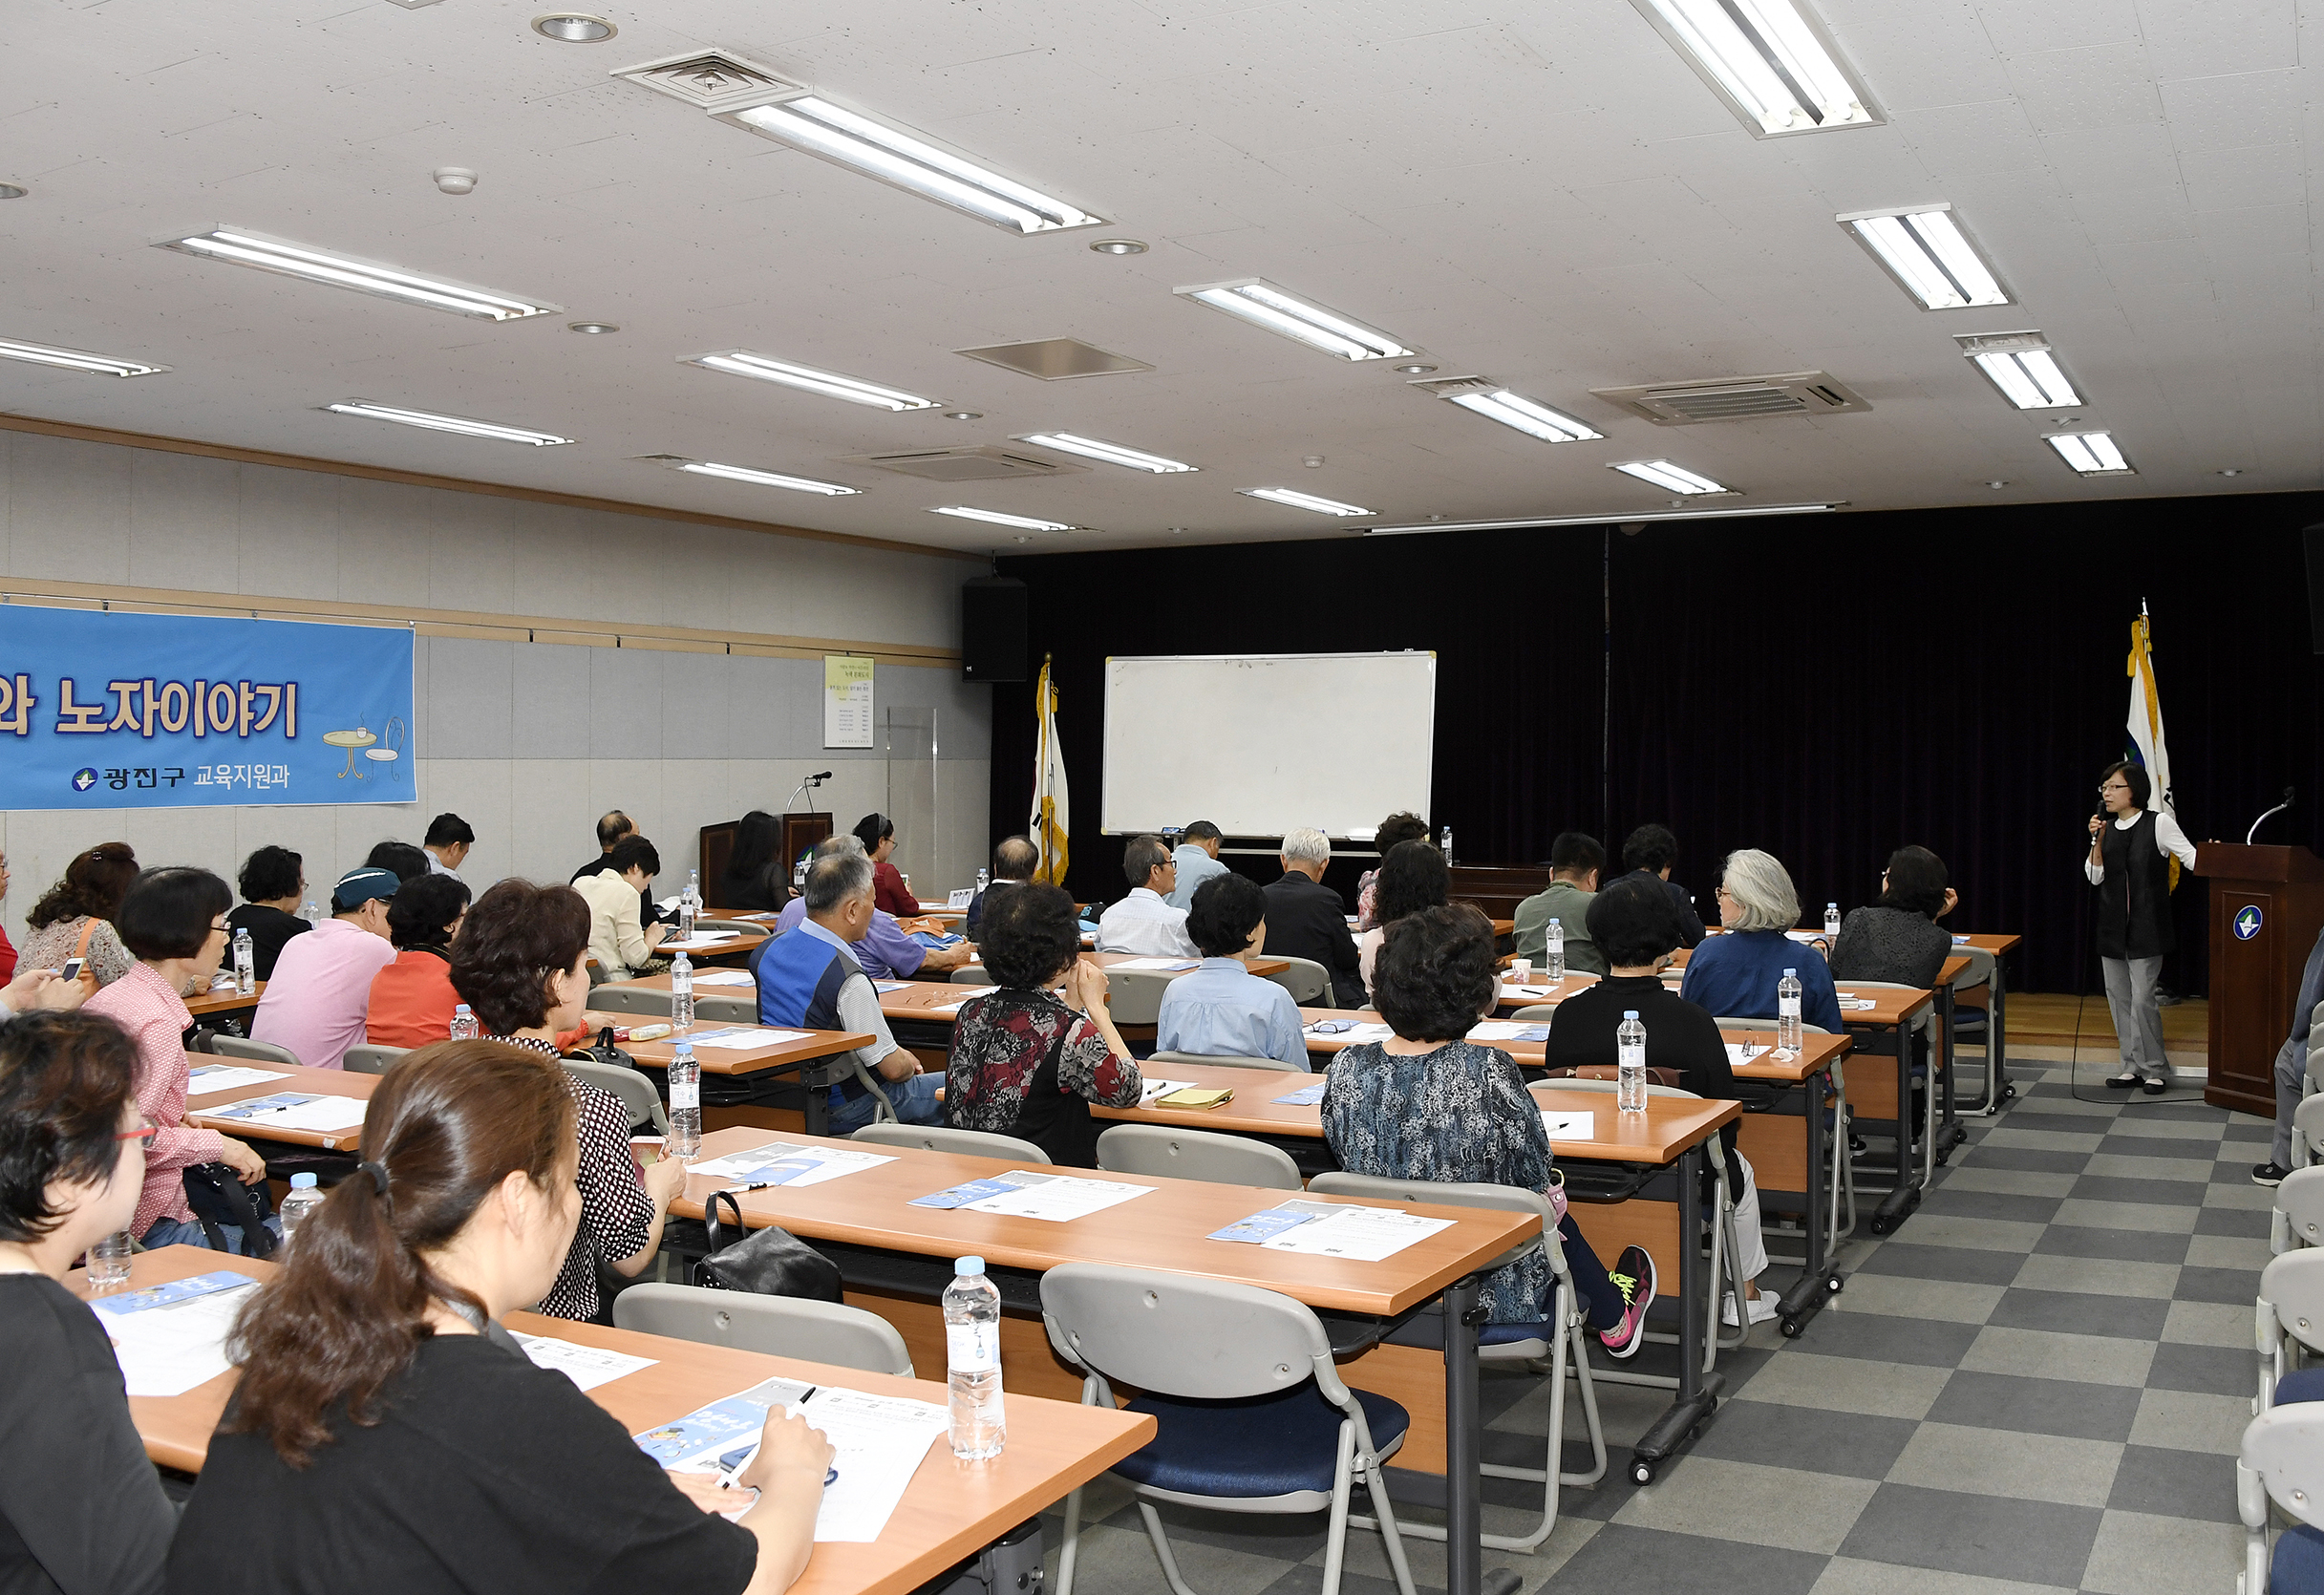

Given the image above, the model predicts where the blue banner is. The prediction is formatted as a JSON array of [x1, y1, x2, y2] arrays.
[[0, 606, 414, 810]]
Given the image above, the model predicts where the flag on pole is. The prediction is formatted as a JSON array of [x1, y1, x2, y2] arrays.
[[2125, 606, 2179, 889], [1030, 656, 1070, 886]]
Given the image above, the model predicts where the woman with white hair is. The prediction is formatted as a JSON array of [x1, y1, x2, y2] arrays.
[[1678, 849, 1843, 1033]]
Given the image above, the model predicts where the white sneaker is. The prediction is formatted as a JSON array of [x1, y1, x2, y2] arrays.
[[1722, 1293, 1780, 1328]]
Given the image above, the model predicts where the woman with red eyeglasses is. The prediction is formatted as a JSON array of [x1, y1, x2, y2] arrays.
[[0, 1010, 179, 1594]]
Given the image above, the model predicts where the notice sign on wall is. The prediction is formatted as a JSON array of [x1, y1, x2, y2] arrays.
[[823, 654, 874, 749], [0, 606, 415, 811]]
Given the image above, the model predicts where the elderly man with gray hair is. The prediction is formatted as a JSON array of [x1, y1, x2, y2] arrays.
[[1262, 825, 1366, 1008], [769, 833, 971, 980], [1677, 847, 1844, 1033]]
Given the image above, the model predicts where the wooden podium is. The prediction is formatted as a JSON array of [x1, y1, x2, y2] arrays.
[[2194, 843, 2324, 1116]]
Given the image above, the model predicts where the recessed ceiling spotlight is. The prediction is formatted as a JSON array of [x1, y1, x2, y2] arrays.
[[1954, 330, 2079, 409], [1838, 204, 2008, 308], [1016, 433, 1196, 473], [157, 227, 560, 320], [432, 167, 478, 196], [533, 12, 616, 42], [1394, 362, 1437, 375], [1611, 459, 1731, 495], [0, 182, 27, 201], [1630, 0, 1879, 136], [1987, 480, 2008, 489], [943, 410, 983, 420], [1241, 487, 1374, 517], [930, 506, 1080, 531], [683, 350, 939, 411], [0, 336, 170, 377], [1303, 455, 1326, 468], [1177, 279, 1418, 362], [325, 400, 573, 446], [1089, 239, 1147, 255], [567, 320, 620, 334], [677, 460, 859, 495], [2048, 431, 2133, 476], [2218, 468, 2246, 478]]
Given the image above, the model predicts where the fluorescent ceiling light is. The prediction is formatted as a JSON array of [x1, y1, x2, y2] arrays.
[[680, 461, 859, 495], [1839, 206, 2008, 308], [324, 401, 573, 446], [1955, 332, 2079, 409], [157, 228, 558, 320], [1611, 459, 1730, 495], [720, 94, 1100, 234], [1176, 279, 1416, 361], [929, 506, 1079, 531], [1631, 0, 1877, 136], [1242, 487, 1375, 516], [684, 351, 938, 411], [1443, 389, 1602, 443], [1367, 502, 1842, 535], [2048, 432, 2132, 476], [1015, 433, 1197, 474], [0, 336, 168, 377]]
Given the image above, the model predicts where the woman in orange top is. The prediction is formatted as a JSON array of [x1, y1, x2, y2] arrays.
[[365, 874, 472, 1050]]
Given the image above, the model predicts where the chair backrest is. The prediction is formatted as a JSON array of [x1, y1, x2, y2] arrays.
[[1040, 1262, 1334, 1401], [1262, 956, 1331, 1005], [2263, 1249, 2324, 1354], [2243, 1402, 2324, 1529], [952, 967, 997, 986], [1529, 1077, 1702, 1100], [1148, 1048, 1306, 1074], [562, 1057, 671, 1136], [588, 984, 673, 1017], [1307, 1172, 1551, 1274], [342, 1043, 407, 1077], [1714, 1015, 1833, 1034], [1508, 1005, 1557, 1022], [1102, 968, 1179, 1026], [693, 992, 758, 1024], [2297, 1095, 2324, 1148], [1947, 946, 1996, 989], [850, 1122, 1051, 1163], [1840, 980, 1933, 1034], [206, 1034, 302, 1069], [612, 1283, 914, 1376], [1096, 1123, 1302, 1189], [2280, 1167, 2324, 1247]]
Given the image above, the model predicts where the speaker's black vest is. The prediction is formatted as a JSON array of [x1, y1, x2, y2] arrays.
[[2098, 809, 2174, 960]]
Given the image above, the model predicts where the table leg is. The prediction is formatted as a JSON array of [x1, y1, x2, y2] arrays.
[[1988, 956, 2012, 1113], [1628, 1145, 1723, 1484], [1778, 1069, 1841, 1334], [804, 1071, 829, 1138], [1937, 985, 1967, 1158], [1439, 1274, 1519, 1595], [1870, 1025, 1923, 1234]]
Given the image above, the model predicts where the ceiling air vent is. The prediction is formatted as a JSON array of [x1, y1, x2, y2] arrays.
[[832, 447, 1086, 482], [954, 339, 1154, 380], [1591, 372, 1869, 425], [612, 50, 797, 111]]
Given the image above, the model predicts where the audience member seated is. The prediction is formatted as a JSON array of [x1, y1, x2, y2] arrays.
[[949, 884, 1141, 1166], [572, 808, 672, 927], [0, 848, 15, 981], [1355, 811, 1430, 931], [423, 812, 474, 880], [965, 835, 1037, 942], [21, 842, 139, 990], [1164, 820, 1229, 911], [853, 813, 919, 917], [772, 838, 973, 979], [1829, 845, 1956, 987], [0, 967, 84, 1020], [450, 883, 685, 1324], [2260, 924, 2324, 1185], [85, 867, 274, 1250], [251, 867, 401, 1071], [720, 810, 786, 912], [1157, 874, 1305, 1066], [1680, 849, 1843, 1032], [752, 853, 943, 1131], [1320, 903, 1652, 1354], [1619, 823, 1706, 947], [1545, 876, 1775, 1322], [1263, 827, 1365, 1007], [1095, 835, 1198, 958], [1514, 832, 1610, 976], [1358, 839, 1448, 1000], [167, 1039, 828, 1595], [227, 844, 311, 980], [365, 840, 433, 885], [366, 874, 474, 1051], [575, 835, 670, 981], [0, 1010, 181, 1595]]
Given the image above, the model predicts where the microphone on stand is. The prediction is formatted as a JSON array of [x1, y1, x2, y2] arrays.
[[2248, 786, 2296, 845], [785, 771, 835, 814]]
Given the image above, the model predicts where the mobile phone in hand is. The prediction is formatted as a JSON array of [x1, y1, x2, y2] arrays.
[[57, 957, 85, 983]]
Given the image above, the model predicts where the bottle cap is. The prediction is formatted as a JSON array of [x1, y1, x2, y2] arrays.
[[1548, 918, 1560, 926], [956, 1255, 986, 1275], [674, 1041, 694, 1056], [1784, 968, 1797, 976], [1623, 1010, 1638, 1019], [290, 1172, 317, 1189]]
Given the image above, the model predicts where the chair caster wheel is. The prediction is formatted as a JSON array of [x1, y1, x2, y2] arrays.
[[1868, 1216, 1893, 1236], [1827, 1274, 1845, 1295], [1780, 1317, 1802, 1338], [1631, 1458, 1656, 1486]]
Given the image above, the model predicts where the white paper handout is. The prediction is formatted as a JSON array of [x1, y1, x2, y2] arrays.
[[1540, 1110, 1597, 1141], [515, 1333, 656, 1392], [687, 1027, 812, 1050], [1103, 956, 1196, 970], [184, 1064, 289, 1096], [1138, 1077, 1195, 1103], [692, 969, 757, 988], [686, 1141, 896, 1189], [929, 987, 998, 1011], [960, 1171, 1155, 1223], [651, 1380, 949, 1543], [1724, 1042, 1769, 1066], [92, 1276, 261, 1397], [1258, 1204, 1454, 1263], [1467, 1022, 1525, 1041]]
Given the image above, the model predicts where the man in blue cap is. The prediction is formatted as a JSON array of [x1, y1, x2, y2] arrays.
[[250, 866, 399, 1071]]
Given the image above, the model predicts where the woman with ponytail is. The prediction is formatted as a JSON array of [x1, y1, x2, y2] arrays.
[[168, 1039, 831, 1595]]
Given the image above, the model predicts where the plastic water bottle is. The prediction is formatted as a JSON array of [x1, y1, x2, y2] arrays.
[[1546, 918, 1566, 981], [231, 926, 255, 995], [670, 949, 694, 1032], [1823, 902, 1841, 939], [1439, 825, 1454, 864], [791, 854, 808, 892], [679, 870, 700, 941], [944, 1256, 1007, 1459], [976, 866, 991, 892], [1617, 1010, 1648, 1113], [667, 1042, 701, 1159], [279, 1173, 325, 1246], [299, 896, 323, 925], [1777, 968, 1803, 1058], [448, 1003, 479, 1042]]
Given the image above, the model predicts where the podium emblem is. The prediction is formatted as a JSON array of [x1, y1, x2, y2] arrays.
[[2235, 905, 2265, 941]]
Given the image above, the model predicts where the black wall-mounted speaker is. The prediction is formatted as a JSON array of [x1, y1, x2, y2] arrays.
[[961, 576, 1029, 682]]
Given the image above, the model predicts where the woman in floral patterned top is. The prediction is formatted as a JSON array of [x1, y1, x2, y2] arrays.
[[1322, 903, 1653, 1354], [948, 884, 1141, 1167]]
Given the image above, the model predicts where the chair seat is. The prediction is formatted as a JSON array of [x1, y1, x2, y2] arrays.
[[1479, 1320, 1555, 1348], [2280, 1368, 2324, 1406], [1117, 1383, 1410, 1498]]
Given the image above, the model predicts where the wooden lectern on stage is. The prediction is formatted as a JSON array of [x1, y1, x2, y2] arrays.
[[697, 813, 831, 909], [2194, 843, 2324, 1116]]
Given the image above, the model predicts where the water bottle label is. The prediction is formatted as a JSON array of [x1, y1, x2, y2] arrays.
[[670, 1079, 700, 1114], [947, 1321, 999, 1372], [1779, 997, 1802, 1018]]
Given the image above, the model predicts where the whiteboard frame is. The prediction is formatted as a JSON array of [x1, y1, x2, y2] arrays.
[[1098, 650, 1437, 838]]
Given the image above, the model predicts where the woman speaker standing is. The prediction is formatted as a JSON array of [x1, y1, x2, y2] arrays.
[[2086, 760, 2199, 1095]]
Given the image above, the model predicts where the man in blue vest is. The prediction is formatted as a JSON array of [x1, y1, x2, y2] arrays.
[[753, 849, 943, 1131]]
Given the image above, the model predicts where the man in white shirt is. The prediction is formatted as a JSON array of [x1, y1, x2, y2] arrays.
[[1165, 820, 1230, 911], [423, 813, 473, 879], [1096, 835, 1199, 958]]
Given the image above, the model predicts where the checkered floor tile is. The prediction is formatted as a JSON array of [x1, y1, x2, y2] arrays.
[[1034, 1062, 2271, 1594]]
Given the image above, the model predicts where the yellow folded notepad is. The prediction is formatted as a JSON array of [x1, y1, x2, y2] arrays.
[[1156, 1087, 1235, 1110]]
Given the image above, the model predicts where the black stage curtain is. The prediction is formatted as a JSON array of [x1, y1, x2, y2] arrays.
[[989, 489, 2324, 993]]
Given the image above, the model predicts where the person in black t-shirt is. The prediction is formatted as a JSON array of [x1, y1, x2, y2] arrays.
[[169, 1040, 833, 1595], [226, 844, 312, 981]]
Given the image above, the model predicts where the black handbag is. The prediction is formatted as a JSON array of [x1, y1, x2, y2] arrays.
[[181, 1162, 279, 1258], [691, 1189, 842, 1302], [566, 1027, 639, 1070]]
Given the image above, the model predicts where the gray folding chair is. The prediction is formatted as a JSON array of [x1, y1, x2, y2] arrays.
[[1944, 945, 2003, 1112], [613, 1283, 913, 1376], [2295, 1095, 2324, 1177], [341, 1044, 406, 1076], [205, 1034, 302, 1069], [850, 1122, 1050, 1163], [1096, 1123, 1301, 1189], [2240, 1401, 2324, 1593], [1147, 1048, 1306, 1074], [1262, 956, 1331, 1005], [693, 992, 758, 1023], [1102, 969, 1178, 1026], [2276, 1166, 2324, 1255], [1306, 1174, 1605, 1553], [1509, 1005, 1557, 1023], [2257, 1250, 2324, 1411], [587, 985, 673, 1018], [1842, 980, 1941, 1185], [562, 1057, 671, 1136], [951, 967, 997, 986], [1041, 1263, 1418, 1595]]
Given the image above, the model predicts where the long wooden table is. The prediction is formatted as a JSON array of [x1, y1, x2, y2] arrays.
[[183, 1061, 378, 1151], [579, 1011, 879, 1136], [73, 1245, 1153, 1595], [184, 981, 266, 1023]]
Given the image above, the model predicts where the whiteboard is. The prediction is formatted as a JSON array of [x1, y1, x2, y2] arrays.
[[1100, 652, 1435, 838]]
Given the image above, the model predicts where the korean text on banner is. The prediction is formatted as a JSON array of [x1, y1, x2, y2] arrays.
[[0, 606, 414, 811], [823, 654, 874, 750]]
